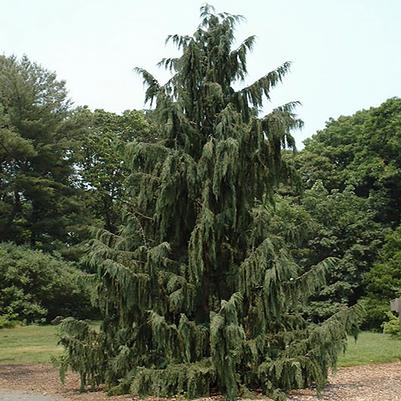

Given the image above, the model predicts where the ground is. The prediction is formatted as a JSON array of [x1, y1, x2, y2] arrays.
[[0, 326, 401, 400], [1, 362, 401, 401]]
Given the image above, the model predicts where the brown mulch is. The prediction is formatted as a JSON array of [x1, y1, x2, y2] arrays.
[[288, 362, 401, 400], [0, 365, 128, 401], [0, 362, 401, 401]]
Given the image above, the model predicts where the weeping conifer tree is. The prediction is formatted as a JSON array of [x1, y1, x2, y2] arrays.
[[59, 6, 361, 401]]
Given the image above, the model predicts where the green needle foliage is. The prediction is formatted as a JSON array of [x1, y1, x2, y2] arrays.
[[58, 6, 362, 401]]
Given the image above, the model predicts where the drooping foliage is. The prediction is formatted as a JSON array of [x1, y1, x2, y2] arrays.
[[59, 6, 361, 401]]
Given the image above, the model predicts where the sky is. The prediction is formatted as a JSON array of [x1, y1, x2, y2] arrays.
[[1, 0, 401, 147]]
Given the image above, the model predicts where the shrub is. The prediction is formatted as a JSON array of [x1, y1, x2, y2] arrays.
[[0, 242, 96, 323], [0, 313, 18, 329], [383, 312, 401, 336], [359, 297, 390, 331], [363, 226, 401, 329]]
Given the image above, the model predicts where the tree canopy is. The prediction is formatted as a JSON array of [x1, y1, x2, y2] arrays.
[[298, 97, 401, 226], [269, 183, 384, 322], [0, 55, 81, 251], [295, 98, 401, 328], [74, 107, 152, 233]]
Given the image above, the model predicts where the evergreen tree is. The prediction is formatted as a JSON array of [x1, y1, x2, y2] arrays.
[[59, 6, 361, 400], [0, 55, 82, 252]]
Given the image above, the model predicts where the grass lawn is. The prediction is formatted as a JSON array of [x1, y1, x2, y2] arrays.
[[0, 325, 62, 365], [0, 326, 400, 367], [338, 331, 401, 367]]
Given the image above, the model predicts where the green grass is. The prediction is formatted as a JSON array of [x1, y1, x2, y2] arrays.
[[338, 331, 401, 367], [0, 325, 62, 365], [0, 326, 400, 367]]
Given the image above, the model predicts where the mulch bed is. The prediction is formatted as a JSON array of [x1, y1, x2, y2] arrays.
[[1, 362, 401, 401]]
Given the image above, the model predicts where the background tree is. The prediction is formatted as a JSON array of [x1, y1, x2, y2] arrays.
[[59, 7, 360, 401], [297, 97, 401, 226], [0, 55, 83, 252], [74, 107, 152, 233], [293, 98, 401, 328], [270, 182, 384, 321], [363, 225, 401, 329]]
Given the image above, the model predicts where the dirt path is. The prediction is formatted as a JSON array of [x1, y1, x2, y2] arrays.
[[0, 362, 400, 401], [0, 365, 128, 401], [0, 391, 65, 401]]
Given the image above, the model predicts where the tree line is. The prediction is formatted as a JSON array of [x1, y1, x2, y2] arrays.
[[0, 54, 151, 324], [1, 5, 400, 400]]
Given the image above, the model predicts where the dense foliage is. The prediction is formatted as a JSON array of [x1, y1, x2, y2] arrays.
[[293, 98, 401, 328], [0, 55, 151, 256], [0, 55, 82, 252], [58, 7, 361, 401], [298, 97, 401, 227], [74, 108, 152, 233], [0, 56, 151, 323], [362, 226, 401, 329], [272, 182, 384, 321], [0, 242, 94, 324]]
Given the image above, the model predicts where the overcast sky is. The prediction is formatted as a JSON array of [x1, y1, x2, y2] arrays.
[[1, 0, 400, 146]]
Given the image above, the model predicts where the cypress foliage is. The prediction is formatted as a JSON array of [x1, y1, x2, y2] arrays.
[[58, 6, 362, 400]]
